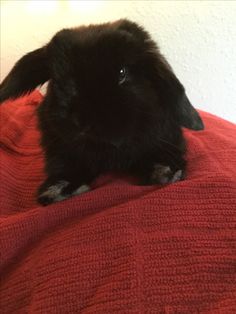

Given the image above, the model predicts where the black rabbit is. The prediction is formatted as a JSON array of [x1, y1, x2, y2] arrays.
[[0, 19, 204, 205]]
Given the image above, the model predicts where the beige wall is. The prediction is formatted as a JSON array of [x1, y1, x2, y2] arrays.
[[1, 0, 236, 122]]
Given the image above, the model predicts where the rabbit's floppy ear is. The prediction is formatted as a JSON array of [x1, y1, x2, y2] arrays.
[[177, 93, 204, 130], [155, 56, 204, 131], [0, 47, 49, 103]]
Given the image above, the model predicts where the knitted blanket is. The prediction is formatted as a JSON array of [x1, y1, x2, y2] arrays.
[[0, 91, 236, 313]]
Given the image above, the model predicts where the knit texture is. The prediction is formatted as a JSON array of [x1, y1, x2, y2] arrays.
[[0, 91, 236, 313]]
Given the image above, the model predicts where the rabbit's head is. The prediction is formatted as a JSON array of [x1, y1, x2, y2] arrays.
[[0, 19, 204, 147]]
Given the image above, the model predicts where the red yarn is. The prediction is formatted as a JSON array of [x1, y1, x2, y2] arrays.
[[0, 91, 236, 313]]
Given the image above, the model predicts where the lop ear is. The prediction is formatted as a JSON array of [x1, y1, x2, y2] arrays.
[[149, 45, 204, 131], [155, 56, 204, 131], [177, 93, 204, 130], [0, 47, 49, 103]]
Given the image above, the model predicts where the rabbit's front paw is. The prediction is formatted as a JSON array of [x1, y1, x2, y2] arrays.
[[37, 180, 90, 205], [150, 164, 184, 185]]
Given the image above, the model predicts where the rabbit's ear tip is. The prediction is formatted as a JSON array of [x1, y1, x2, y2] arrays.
[[178, 94, 204, 130]]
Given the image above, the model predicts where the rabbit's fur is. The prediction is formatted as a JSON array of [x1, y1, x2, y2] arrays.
[[0, 19, 204, 205]]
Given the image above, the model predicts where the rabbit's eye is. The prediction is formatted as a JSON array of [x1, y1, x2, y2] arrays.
[[118, 67, 128, 85]]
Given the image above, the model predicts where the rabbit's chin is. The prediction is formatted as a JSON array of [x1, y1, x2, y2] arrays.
[[78, 131, 124, 148]]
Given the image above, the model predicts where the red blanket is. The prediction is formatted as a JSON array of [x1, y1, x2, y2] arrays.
[[0, 91, 236, 313]]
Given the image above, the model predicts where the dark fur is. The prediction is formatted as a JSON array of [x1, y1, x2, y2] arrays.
[[0, 20, 204, 205]]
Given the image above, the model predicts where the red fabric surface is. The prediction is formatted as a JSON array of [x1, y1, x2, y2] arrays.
[[0, 91, 236, 313]]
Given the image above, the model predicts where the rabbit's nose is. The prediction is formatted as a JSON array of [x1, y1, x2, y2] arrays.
[[110, 138, 124, 148], [79, 126, 91, 136]]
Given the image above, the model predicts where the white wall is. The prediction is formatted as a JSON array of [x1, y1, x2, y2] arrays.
[[1, 0, 236, 123]]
